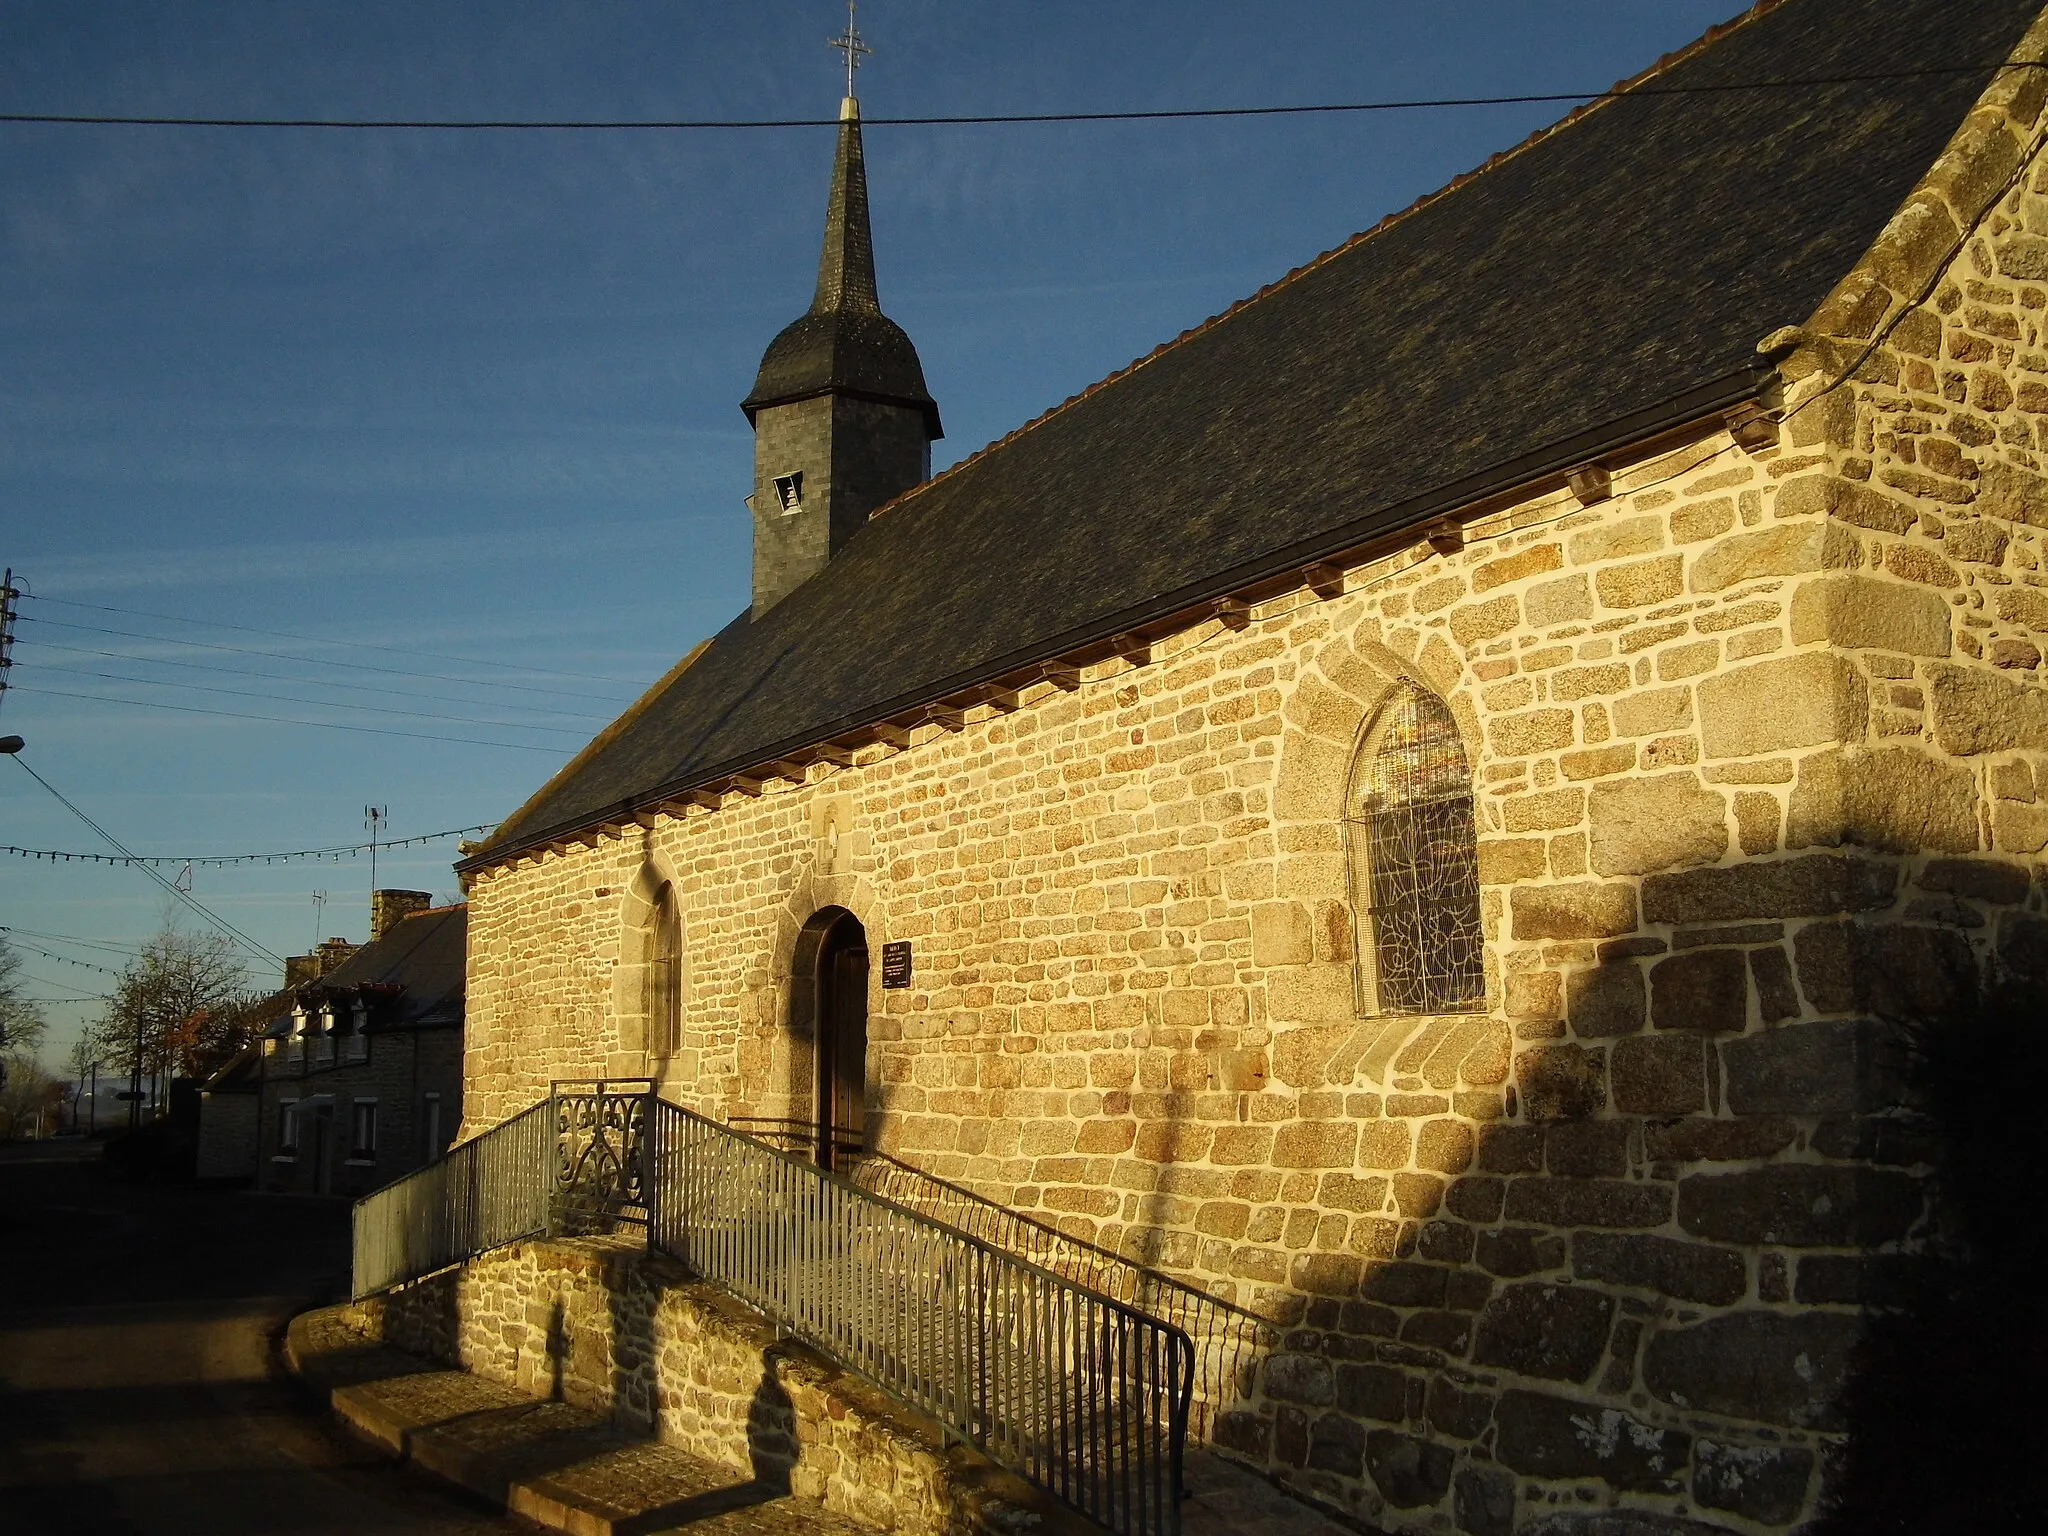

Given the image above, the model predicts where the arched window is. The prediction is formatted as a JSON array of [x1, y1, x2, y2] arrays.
[[645, 882, 683, 1057], [1345, 685, 1485, 1015]]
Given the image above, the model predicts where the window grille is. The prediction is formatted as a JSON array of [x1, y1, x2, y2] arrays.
[[1345, 685, 1485, 1015], [646, 882, 683, 1056]]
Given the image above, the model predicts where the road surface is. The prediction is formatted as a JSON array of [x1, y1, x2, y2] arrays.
[[0, 1136, 517, 1534]]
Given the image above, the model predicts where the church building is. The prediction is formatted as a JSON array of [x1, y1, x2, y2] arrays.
[[452, 0, 2048, 1528]]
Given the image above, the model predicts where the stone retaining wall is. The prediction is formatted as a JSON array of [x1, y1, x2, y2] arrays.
[[350, 1237, 1060, 1536]]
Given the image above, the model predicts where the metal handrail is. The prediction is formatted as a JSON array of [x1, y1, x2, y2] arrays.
[[728, 1115, 1276, 1443], [351, 1099, 551, 1299], [652, 1101, 1194, 1536], [354, 1091, 1196, 1535]]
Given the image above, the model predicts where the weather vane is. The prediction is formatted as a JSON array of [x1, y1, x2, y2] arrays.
[[830, 1, 872, 100]]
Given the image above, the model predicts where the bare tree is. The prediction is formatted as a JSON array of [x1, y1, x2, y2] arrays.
[[0, 938, 48, 1063], [91, 926, 251, 1116]]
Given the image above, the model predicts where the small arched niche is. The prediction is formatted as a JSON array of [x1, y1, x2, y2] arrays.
[[1343, 682, 1486, 1016], [615, 859, 688, 1065]]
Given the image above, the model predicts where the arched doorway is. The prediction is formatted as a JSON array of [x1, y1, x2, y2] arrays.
[[810, 909, 868, 1171]]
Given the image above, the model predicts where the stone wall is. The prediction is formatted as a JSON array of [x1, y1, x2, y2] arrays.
[[258, 1026, 463, 1197], [459, 34, 2048, 1534], [357, 1238, 1048, 1536], [195, 1090, 257, 1183]]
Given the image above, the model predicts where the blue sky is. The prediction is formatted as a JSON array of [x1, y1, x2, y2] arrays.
[[0, 0, 1737, 1059]]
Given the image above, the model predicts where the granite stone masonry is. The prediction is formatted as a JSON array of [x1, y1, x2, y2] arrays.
[[445, 4, 2048, 1532], [355, 1237, 1070, 1536]]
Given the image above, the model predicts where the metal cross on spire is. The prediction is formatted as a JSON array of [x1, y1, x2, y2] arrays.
[[829, 1, 872, 100]]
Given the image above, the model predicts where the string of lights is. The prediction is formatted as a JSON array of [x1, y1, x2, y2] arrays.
[[0, 934, 124, 977], [0, 821, 493, 868], [6, 754, 287, 968]]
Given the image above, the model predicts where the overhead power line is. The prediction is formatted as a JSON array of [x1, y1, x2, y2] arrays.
[[0, 822, 492, 868], [6, 753, 287, 969], [17, 614, 624, 702], [0, 66, 2038, 132], [25, 594, 636, 688], [22, 637, 613, 721], [22, 660, 593, 736], [0, 926, 147, 956], [0, 937, 123, 978], [8, 683, 570, 753]]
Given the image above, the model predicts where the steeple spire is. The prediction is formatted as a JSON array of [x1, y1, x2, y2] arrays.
[[739, 0, 940, 617], [811, 96, 879, 316]]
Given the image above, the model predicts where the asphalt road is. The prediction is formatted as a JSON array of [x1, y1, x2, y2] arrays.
[[0, 1136, 519, 1535]]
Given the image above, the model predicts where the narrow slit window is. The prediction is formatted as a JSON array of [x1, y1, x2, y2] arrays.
[[647, 881, 683, 1057], [1346, 685, 1485, 1015]]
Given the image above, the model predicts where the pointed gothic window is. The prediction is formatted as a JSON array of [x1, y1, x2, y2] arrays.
[[646, 882, 683, 1056], [1345, 685, 1485, 1015]]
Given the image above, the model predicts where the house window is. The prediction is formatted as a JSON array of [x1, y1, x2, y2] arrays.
[[349, 1100, 377, 1160], [1344, 684, 1485, 1015], [647, 881, 683, 1056], [422, 1093, 443, 1159], [277, 1100, 300, 1157], [343, 1002, 369, 1064]]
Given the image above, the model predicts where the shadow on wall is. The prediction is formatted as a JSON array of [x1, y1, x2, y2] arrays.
[[1818, 971, 2048, 1535], [746, 1352, 797, 1492], [1205, 886, 2042, 1534]]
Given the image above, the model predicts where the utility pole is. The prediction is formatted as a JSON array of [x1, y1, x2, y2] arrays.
[[0, 568, 20, 722], [88, 1060, 97, 1135], [311, 889, 328, 950]]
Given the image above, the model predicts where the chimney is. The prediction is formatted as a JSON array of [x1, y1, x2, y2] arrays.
[[371, 888, 433, 941], [287, 935, 360, 987]]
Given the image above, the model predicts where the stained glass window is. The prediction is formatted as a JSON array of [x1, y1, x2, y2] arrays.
[[646, 882, 683, 1056], [1345, 685, 1485, 1015]]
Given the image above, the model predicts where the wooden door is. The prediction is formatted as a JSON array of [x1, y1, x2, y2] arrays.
[[816, 921, 868, 1171]]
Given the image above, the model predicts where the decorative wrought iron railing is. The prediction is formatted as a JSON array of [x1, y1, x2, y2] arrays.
[[351, 1099, 551, 1298], [651, 1102, 1193, 1536], [728, 1116, 1276, 1444], [549, 1079, 652, 1234], [355, 1088, 1196, 1536]]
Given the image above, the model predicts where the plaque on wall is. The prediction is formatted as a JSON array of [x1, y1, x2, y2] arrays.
[[881, 940, 912, 989]]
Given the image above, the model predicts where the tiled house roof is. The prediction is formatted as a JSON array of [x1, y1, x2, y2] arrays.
[[466, 0, 2043, 870], [263, 906, 467, 1033]]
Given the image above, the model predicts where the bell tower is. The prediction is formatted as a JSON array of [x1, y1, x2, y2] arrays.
[[741, 9, 942, 617]]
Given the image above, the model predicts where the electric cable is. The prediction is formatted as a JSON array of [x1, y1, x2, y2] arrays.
[[16, 614, 629, 702], [8, 684, 571, 753], [24, 593, 637, 687], [19, 637, 615, 720], [0, 65, 2040, 131], [8, 753, 289, 969], [22, 660, 594, 736]]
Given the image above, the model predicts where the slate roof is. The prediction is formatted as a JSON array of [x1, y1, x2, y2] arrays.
[[263, 906, 467, 1033], [467, 0, 2043, 870]]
